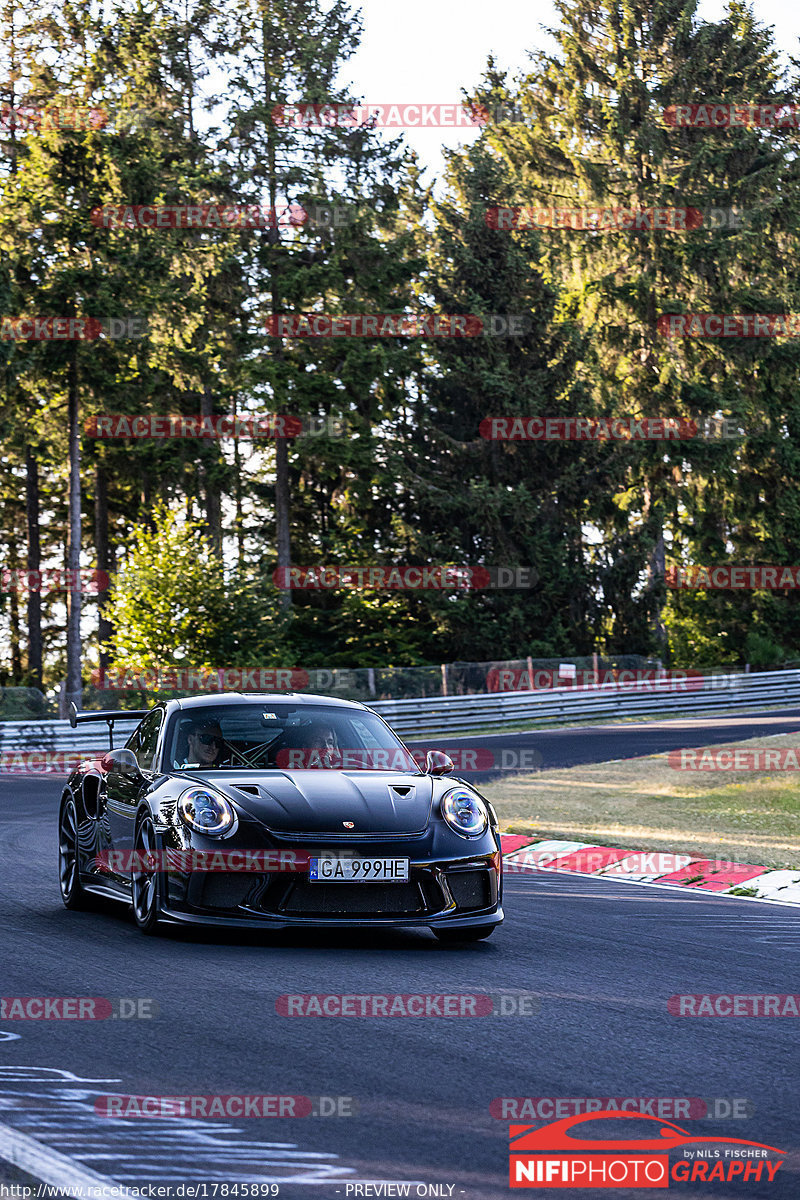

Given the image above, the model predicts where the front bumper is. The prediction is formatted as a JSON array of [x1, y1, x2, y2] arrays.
[[157, 907, 505, 931], [160, 851, 503, 931]]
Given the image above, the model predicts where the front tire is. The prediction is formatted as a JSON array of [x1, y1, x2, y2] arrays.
[[59, 798, 90, 910], [434, 925, 496, 943], [131, 816, 163, 935]]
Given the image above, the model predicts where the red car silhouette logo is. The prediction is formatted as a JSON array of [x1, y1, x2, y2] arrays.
[[511, 1110, 784, 1154]]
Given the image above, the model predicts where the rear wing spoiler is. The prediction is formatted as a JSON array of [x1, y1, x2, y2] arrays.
[[68, 702, 150, 748]]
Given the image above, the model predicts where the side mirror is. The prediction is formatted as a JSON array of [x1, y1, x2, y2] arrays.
[[101, 748, 143, 783], [425, 750, 455, 777]]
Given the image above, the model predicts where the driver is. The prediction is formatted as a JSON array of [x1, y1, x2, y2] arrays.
[[308, 721, 339, 752], [306, 720, 340, 767], [181, 718, 227, 768]]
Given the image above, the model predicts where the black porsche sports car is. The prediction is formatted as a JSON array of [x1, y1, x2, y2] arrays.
[[58, 692, 503, 939]]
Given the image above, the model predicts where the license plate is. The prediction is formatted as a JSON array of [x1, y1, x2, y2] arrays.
[[309, 856, 409, 882]]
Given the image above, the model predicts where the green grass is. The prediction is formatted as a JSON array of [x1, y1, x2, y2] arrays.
[[481, 729, 800, 870]]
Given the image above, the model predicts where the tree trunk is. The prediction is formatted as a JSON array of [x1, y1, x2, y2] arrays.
[[142, 474, 153, 531], [7, 542, 22, 682], [25, 445, 42, 692], [95, 464, 113, 682], [643, 483, 668, 658], [649, 525, 668, 658], [232, 394, 245, 567], [275, 436, 291, 586], [263, 2, 292, 608], [201, 382, 223, 558], [62, 349, 82, 716]]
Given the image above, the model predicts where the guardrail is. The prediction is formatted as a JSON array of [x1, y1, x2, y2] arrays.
[[0, 717, 141, 758], [0, 670, 799, 752], [373, 669, 800, 736]]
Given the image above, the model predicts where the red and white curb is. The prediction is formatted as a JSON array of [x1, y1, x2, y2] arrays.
[[500, 835, 800, 906]]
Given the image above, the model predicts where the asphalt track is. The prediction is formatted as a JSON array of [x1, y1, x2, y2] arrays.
[[1, 714, 799, 1200], [408, 706, 800, 781]]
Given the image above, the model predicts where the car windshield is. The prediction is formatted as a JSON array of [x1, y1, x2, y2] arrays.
[[165, 703, 420, 772]]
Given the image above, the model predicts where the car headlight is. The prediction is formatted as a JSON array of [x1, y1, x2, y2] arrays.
[[178, 787, 236, 837], [441, 787, 488, 837]]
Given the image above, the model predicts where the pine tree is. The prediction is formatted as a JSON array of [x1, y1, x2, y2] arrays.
[[221, 0, 422, 635], [472, 0, 800, 661], [393, 140, 596, 660]]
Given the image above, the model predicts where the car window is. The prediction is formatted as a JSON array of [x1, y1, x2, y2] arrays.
[[164, 703, 416, 771], [350, 717, 384, 749], [128, 709, 163, 772]]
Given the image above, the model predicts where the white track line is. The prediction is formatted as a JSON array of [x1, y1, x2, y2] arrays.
[[0, 1119, 131, 1198]]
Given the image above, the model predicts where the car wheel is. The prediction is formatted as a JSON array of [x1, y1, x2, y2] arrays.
[[131, 816, 163, 935], [59, 798, 90, 910], [434, 925, 496, 943]]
